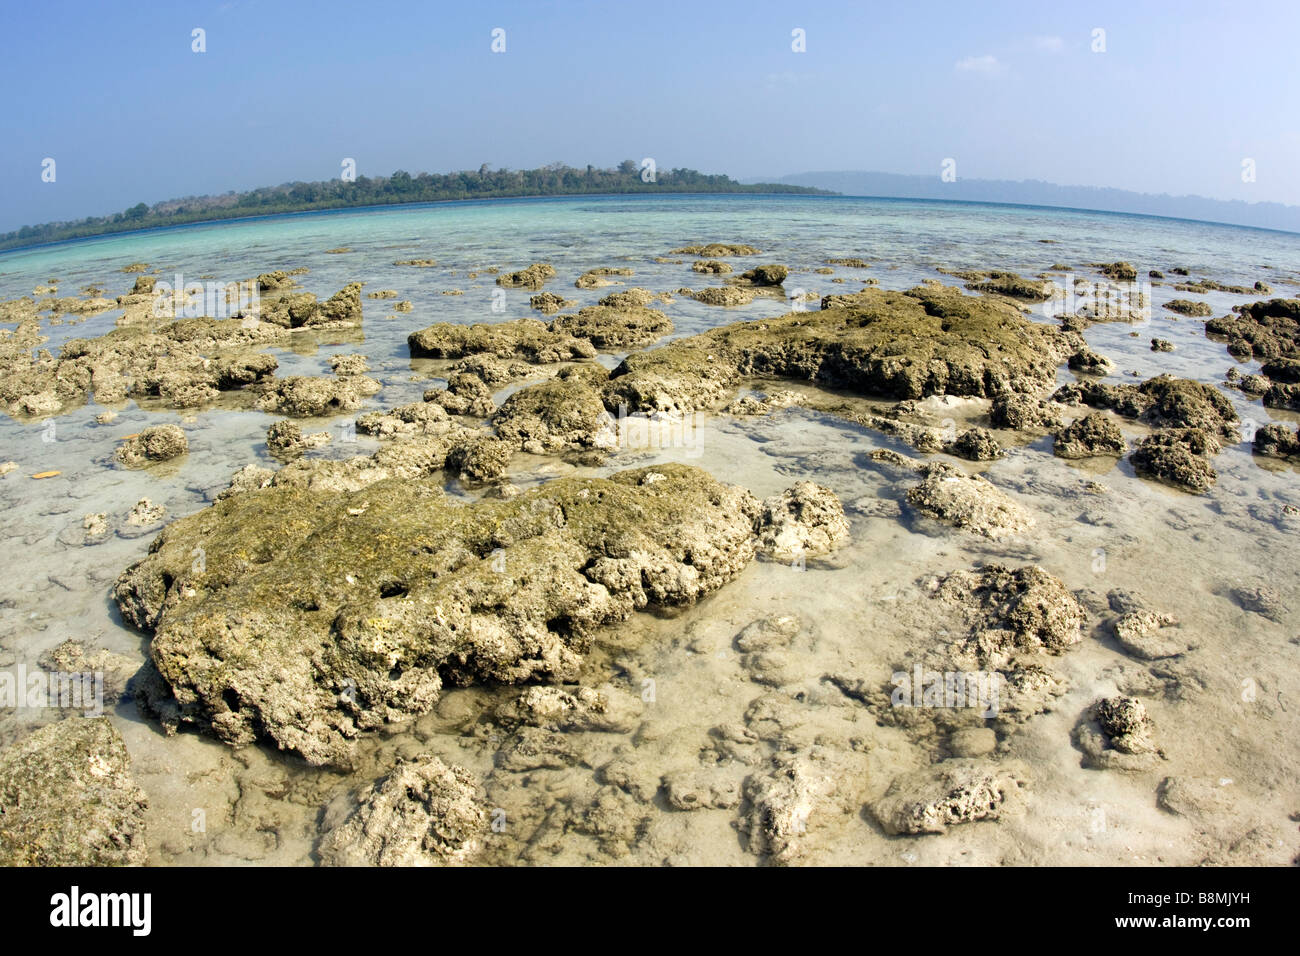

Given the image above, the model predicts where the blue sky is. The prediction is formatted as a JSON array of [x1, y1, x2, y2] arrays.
[[2, 0, 1298, 231]]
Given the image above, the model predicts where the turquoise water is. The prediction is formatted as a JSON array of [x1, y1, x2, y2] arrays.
[[2, 194, 1299, 866]]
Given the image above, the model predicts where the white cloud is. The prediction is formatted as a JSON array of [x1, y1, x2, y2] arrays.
[[955, 55, 1003, 74], [1033, 35, 1064, 53]]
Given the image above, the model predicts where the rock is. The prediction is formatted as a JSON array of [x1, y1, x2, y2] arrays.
[[1052, 413, 1126, 459], [827, 257, 870, 268], [935, 563, 1086, 660], [491, 365, 610, 452], [1163, 299, 1213, 317], [609, 285, 1077, 416], [496, 263, 557, 289], [1229, 585, 1286, 622], [329, 353, 370, 376], [692, 260, 733, 274], [256, 374, 381, 417], [738, 264, 788, 286], [1077, 696, 1162, 771], [115, 424, 187, 467], [1096, 696, 1157, 753], [734, 615, 801, 652], [1157, 776, 1237, 819], [529, 291, 574, 315], [1130, 429, 1219, 494], [691, 287, 755, 307], [756, 481, 849, 562], [1113, 611, 1184, 660], [494, 685, 640, 733], [1205, 297, 1300, 360], [0, 717, 148, 866], [1151, 338, 1175, 352], [964, 271, 1051, 302], [669, 243, 760, 256], [38, 639, 138, 704], [1097, 261, 1138, 282], [111, 464, 792, 767], [408, 318, 596, 363], [319, 755, 486, 866], [949, 427, 1002, 461], [870, 760, 1028, 835], [574, 267, 633, 289], [266, 419, 331, 456], [548, 305, 672, 349], [82, 512, 110, 539], [663, 770, 740, 810], [989, 394, 1063, 430], [1068, 347, 1114, 375], [906, 462, 1034, 538], [495, 727, 580, 772], [126, 498, 165, 526], [444, 435, 512, 485], [740, 753, 833, 863]]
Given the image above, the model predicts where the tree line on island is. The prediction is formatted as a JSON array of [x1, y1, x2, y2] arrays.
[[2, 162, 830, 251]]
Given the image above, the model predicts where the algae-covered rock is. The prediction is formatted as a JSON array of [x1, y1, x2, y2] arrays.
[[492, 365, 610, 453], [1052, 413, 1126, 459], [1253, 422, 1300, 460], [575, 267, 633, 289], [691, 287, 755, 307], [870, 760, 1028, 835], [1083, 376, 1237, 437], [738, 264, 789, 287], [607, 285, 1076, 416], [319, 755, 486, 866], [112, 463, 801, 766], [548, 304, 672, 349], [964, 271, 1051, 302], [1205, 298, 1300, 360], [529, 291, 575, 315], [496, 263, 557, 289], [256, 374, 381, 417], [0, 717, 148, 866], [692, 260, 733, 274], [1097, 261, 1138, 282], [989, 393, 1063, 430], [1130, 428, 1220, 493], [115, 423, 188, 467], [669, 243, 760, 257], [408, 318, 595, 363], [1163, 299, 1213, 317]]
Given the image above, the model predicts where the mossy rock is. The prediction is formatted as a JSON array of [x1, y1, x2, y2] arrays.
[[113, 464, 777, 767]]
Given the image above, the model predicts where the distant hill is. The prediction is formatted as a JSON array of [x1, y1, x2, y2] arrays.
[[0, 162, 831, 252], [772, 170, 1300, 234]]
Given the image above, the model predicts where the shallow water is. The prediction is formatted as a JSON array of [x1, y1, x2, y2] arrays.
[[1, 194, 1298, 865]]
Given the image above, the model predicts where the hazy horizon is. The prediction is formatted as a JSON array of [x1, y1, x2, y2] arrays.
[[4, 0, 1298, 233]]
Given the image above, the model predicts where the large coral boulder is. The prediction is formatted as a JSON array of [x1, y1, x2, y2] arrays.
[[112, 464, 832, 767]]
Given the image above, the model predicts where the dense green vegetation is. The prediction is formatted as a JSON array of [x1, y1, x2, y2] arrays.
[[1, 162, 830, 251]]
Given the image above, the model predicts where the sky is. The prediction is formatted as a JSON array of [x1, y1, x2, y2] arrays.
[[2, 0, 1298, 232]]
